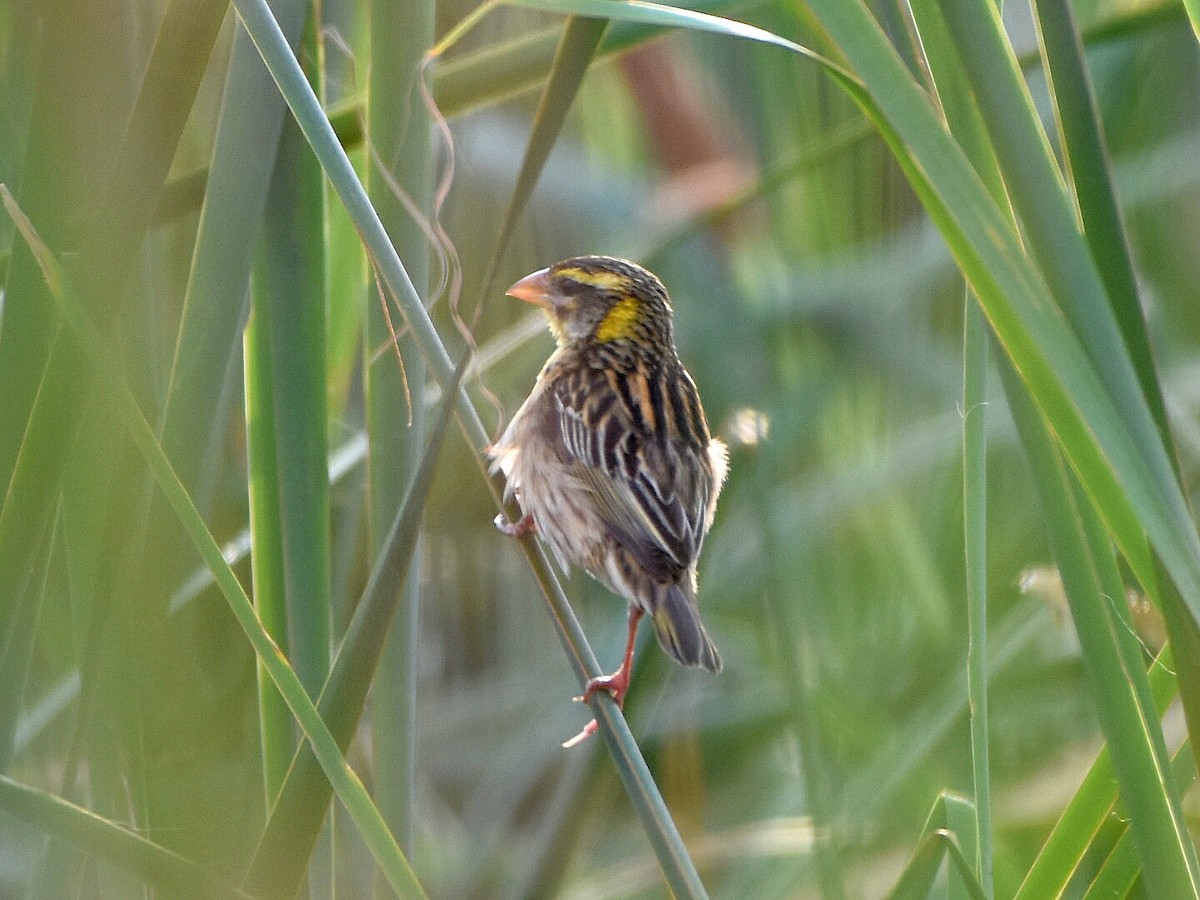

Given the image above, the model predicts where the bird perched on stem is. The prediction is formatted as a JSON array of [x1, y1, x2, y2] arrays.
[[489, 256, 727, 747]]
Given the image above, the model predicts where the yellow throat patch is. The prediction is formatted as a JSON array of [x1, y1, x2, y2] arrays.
[[595, 294, 641, 342]]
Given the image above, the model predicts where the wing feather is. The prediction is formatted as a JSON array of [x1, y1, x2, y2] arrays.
[[555, 364, 714, 581]]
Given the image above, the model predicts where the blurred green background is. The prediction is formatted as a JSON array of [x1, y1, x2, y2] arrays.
[[1, 0, 1198, 897]]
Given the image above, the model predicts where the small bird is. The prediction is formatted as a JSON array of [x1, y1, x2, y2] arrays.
[[489, 256, 727, 747]]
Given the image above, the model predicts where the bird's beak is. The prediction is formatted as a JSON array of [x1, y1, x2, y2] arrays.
[[506, 268, 554, 309]]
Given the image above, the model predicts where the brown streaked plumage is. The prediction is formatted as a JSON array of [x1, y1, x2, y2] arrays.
[[489, 256, 727, 746]]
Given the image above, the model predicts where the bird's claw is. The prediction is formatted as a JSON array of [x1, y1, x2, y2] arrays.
[[494, 512, 536, 537], [563, 671, 631, 748], [562, 718, 599, 749]]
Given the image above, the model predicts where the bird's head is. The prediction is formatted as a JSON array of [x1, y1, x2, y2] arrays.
[[506, 256, 674, 351]]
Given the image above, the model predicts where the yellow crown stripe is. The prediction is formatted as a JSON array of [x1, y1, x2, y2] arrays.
[[556, 267, 631, 292]]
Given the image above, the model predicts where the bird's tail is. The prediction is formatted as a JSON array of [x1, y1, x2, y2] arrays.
[[652, 585, 722, 673]]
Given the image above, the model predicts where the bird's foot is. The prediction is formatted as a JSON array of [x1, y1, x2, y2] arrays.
[[562, 666, 633, 749], [494, 512, 536, 537], [575, 668, 633, 708]]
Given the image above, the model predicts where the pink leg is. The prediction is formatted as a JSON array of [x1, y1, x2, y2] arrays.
[[563, 607, 645, 749], [494, 511, 536, 537]]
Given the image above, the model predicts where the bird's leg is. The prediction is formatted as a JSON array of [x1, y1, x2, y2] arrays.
[[563, 606, 645, 749], [494, 511, 536, 537]]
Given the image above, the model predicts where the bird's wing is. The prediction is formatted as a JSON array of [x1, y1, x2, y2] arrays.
[[555, 364, 713, 582]]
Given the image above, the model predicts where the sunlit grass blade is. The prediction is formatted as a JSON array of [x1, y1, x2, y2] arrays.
[[0, 774, 253, 900], [244, 307, 293, 802], [1000, 360, 1198, 897], [246, 102, 333, 805], [161, 2, 310, 490], [0, 331, 76, 768], [365, 0, 435, 860], [1031, 0, 1200, 776], [1081, 740, 1198, 898], [801, 0, 1200, 684], [907, 3, 1004, 891], [1014, 646, 1178, 898], [1183, 0, 1200, 39], [244, 352, 468, 899], [0, 0, 227, 777], [476, 14, 609, 303], [504, 0, 805, 54], [432, 0, 757, 115], [886, 793, 987, 900], [2, 184, 428, 900]]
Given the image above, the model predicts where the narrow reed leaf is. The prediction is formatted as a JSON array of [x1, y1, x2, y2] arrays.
[[1015, 646, 1180, 899], [908, 4, 1003, 891], [504, 0, 806, 55], [887, 794, 987, 900], [243, 308, 294, 802], [245, 353, 470, 899], [1183, 0, 1200, 39], [365, 0, 435, 859], [477, 15, 609, 303], [161, 0, 310, 494], [1032, 0, 1200, 777], [962, 305, 992, 897], [2, 184, 428, 900], [257, 109, 332, 699], [803, 0, 1200, 661], [0, 774, 253, 900], [1001, 360, 1199, 897], [1081, 740, 1198, 898], [433, 0, 757, 115], [1031, 0, 1165, 435]]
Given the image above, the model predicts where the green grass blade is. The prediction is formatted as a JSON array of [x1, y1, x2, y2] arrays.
[[477, 14, 609, 303], [1183, 0, 1200, 38], [887, 793, 987, 900], [1015, 645, 1180, 899], [0, 774, 254, 900], [801, 0, 1200, 673], [258, 108, 332, 701], [1082, 740, 1198, 898], [365, 0, 435, 861], [1031, 0, 1166, 436], [504, 0, 804, 53], [244, 354, 468, 899], [1000, 359, 1199, 897], [245, 101, 333, 806], [2, 184, 428, 900], [907, 3, 1004, 891], [962, 303, 992, 897], [1032, 0, 1200, 780], [161, 3, 309, 492], [431, 0, 758, 115], [244, 307, 294, 803]]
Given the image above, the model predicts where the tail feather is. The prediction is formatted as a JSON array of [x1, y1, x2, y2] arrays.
[[652, 586, 722, 673]]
